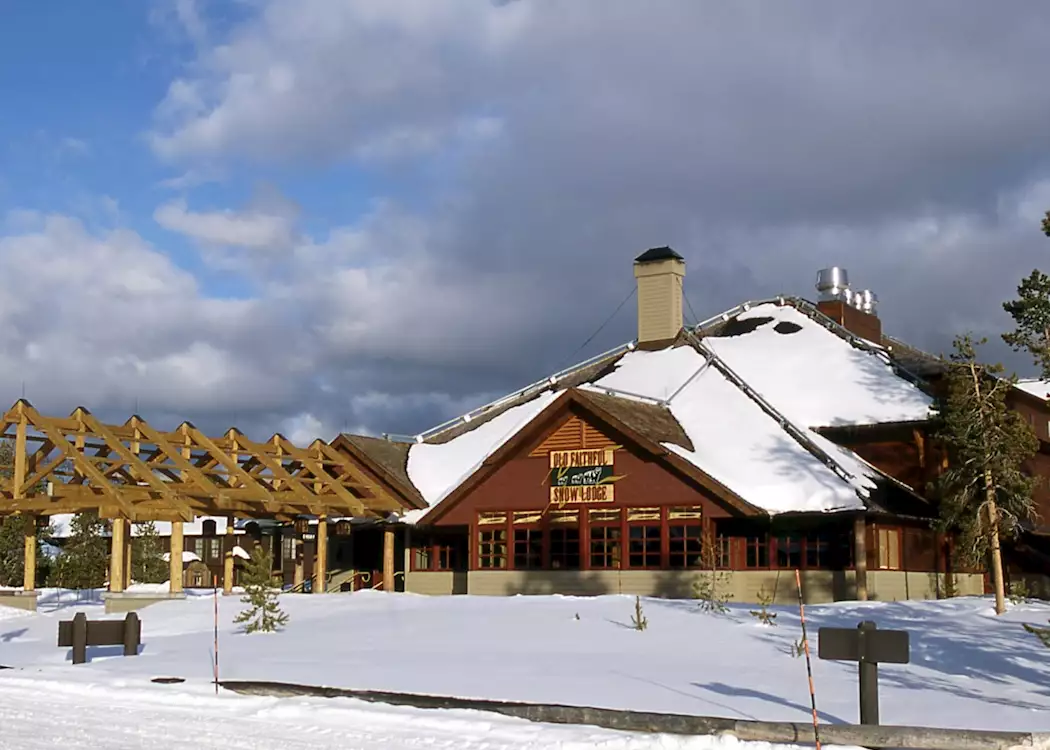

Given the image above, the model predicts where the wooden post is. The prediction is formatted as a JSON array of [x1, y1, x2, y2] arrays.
[[858, 621, 880, 725], [123, 612, 141, 657], [109, 517, 126, 593], [223, 551, 234, 595], [14, 412, 36, 593], [124, 520, 133, 588], [169, 521, 184, 593], [854, 515, 868, 602], [23, 517, 36, 592], [315, 517, 328, 594], [383, 526, 395, 592], [72, 612, 88, 665], [293, 540, 304, 590]]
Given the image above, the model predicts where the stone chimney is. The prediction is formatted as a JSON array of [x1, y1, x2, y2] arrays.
[[633, 246, 685, 348]]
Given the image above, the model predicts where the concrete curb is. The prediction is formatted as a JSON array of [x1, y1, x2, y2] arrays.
[[218, 680, 1049, 749]]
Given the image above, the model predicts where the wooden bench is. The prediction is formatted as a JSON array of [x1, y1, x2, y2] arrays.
[[57, 612, 141, 665]]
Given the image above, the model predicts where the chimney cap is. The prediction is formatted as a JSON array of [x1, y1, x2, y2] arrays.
[[634, 246, 684, 264]]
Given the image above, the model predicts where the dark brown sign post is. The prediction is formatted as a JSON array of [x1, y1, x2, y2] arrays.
[[817, 620, 909, 725], [58, 612, 141, 665]]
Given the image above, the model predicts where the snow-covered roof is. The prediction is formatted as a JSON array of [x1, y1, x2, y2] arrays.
[[398, 298, 934, 521], [1016, 379, 1050, 401], [162, 550, 202, 563]]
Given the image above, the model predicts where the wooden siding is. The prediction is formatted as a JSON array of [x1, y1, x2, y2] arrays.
[[434, 405, 732, 528], [529, 416, 617, 457]]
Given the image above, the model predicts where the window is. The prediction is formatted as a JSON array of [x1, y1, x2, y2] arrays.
[[436, 542, 459, 571], [413, 545, 432, 570], [548, 509, 580, 569], [282, 536, 295, 561], [194, 538, 205, 560], [668, 507, 704, 569], [774, 535, 802, 569], [514, 528, 543, 569], [589, 509, 621, 569], [745, 535, 769, 568], [207, 538, 221, 561], [805, 533, 829, 569], [627, 507, 661, 568], [477, 511, 508, 569], [202, 519, 217, 536], [877, 527, 902, 570]]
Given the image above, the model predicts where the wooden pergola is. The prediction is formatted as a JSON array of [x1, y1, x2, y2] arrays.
[[0, 400, 404, 596]]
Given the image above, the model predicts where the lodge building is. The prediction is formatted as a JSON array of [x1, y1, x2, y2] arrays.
[[331, 249, 1050, 604], [43, 249, 1050, 605]]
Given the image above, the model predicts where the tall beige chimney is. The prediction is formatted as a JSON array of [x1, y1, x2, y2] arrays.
[[633, 246, 685, 348]]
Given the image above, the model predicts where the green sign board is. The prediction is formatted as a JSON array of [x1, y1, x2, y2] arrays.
[[550, 465, 615, 488]]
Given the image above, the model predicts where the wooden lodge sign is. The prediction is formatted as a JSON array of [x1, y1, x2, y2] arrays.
[[549, 448, 622, 504]]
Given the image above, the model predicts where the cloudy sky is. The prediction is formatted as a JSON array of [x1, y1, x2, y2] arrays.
[[1, 0, 1049, 443]]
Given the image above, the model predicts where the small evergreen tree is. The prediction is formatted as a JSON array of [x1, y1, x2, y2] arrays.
[[630, 596, 648, 631], [49, 512, 109, 590], [749, 587, 778, 626], [1042, 210, 1050, 237], [234, 545, 288, 634], [1003, 270, 1050, 379], [932, 334, 1039, 615], [693, 530, 733, 614], [130, 521, 168, 584]]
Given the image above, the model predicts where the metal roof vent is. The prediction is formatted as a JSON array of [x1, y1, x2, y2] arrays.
[[816, 267, 850, 302]]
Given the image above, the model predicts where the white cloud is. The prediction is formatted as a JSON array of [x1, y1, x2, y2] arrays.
[[154, 198, 297, 249]]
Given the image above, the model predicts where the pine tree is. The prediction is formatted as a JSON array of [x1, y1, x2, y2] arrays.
[[1043, 210, 1050, 237], [131, 521, 168, 584], [932, 334, 1039, 615], [1003, 270, 1050, 379], [49, 512, 109, 590], [234, 545, 288, 634], [0, 440, 54, 587]]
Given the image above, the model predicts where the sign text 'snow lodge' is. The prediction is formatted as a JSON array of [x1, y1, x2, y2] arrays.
[[548, 448, 621, 504]]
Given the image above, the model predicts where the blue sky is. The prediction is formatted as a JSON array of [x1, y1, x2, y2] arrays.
[[0, 1, 1048, 443]]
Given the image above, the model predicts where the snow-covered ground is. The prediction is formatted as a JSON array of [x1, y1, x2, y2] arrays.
[[0, 590, 1048, 748]]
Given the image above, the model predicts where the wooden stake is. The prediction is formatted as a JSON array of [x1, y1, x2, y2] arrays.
[[795, 569, 822, 750]]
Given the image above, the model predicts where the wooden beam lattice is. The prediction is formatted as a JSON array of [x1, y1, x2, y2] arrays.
[[0, 400, 403, 521]]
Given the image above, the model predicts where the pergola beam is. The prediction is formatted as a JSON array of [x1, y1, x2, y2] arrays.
[[0, 399, 398, 524]]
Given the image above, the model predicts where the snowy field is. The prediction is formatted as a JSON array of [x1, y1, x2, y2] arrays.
[[0, 590, 1049, 749]]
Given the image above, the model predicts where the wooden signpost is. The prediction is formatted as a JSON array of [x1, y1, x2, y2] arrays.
[[818, 620, 909, 725], [58, 611, 141, 665]]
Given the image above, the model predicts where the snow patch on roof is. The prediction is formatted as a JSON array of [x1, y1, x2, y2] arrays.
[[46, 514, 244, 539], [407, 390, 562, 508], [703, 304, 933, 427], [584, 347, 868, 514]]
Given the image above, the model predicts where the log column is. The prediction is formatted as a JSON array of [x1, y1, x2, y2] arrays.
[[123, 520, 133, 587], [23, 517, 36, 592], [223, 550, 234, 595], [314, 517, 328, 594], [109, 517, 127, 593], [293, 537, 305, 590], [383, 526, 396, 592], [14, 412, 35, 593], [169, 521, 184, 593], [854, 514, 868, 602]]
